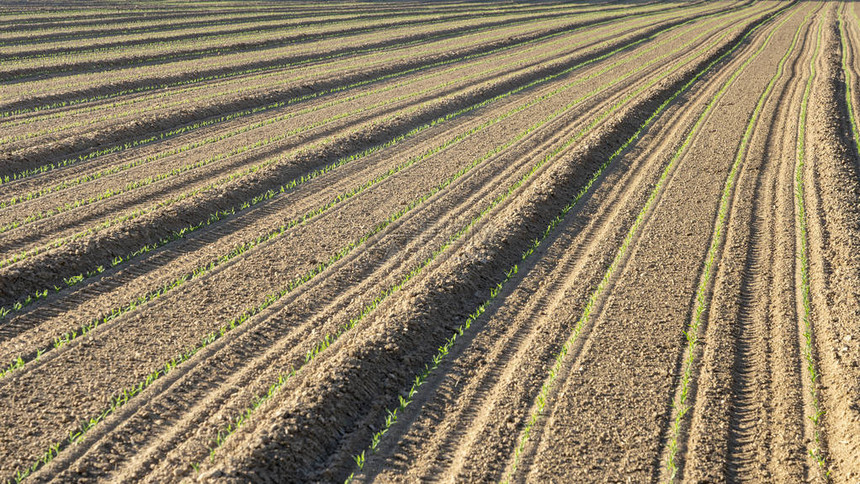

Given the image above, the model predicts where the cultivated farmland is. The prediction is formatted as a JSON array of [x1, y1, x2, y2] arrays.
[[0, 1, 858, 482]]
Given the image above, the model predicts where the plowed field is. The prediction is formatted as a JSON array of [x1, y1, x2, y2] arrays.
[[1, 1, 858, 483]]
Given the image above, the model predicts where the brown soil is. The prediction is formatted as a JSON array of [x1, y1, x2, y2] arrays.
[[1, 2, 857, 484]]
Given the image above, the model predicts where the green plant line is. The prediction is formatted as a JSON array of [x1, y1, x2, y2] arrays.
[[193, 17, 746, 465], [0, 63, 532, 232], [0, 2, 571, 39], [0, 13, 617, 149], [0, 10, 398, 47], [795, 14, 829, 479], [664, 7, 812, 480], [6, 2, 704, 104], [349, 8, 789, 483], [0, 3, 690, 150], [0, 4, 627, 116], [2, 9, 544, 62], [840, 5, 860, 152], [0, 4, 571, 47], [4, 10, 743, 482], [3, 10, 595, 109], [2, 2, 694, 130], [0, 1, 716, 189], [0, 107, 412, 270], [0, 11, 623, 185], [0, 9, 675, 222], [0, 4, 735, 334], [2, 6, 598, 64], [0, 8, 744, 239], [0, 3, 729, 384], [0, 10, 592, 119], [496, 5, 798, 483]]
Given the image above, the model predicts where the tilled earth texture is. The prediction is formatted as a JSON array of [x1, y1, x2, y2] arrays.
[[0, 1, 858, 483]]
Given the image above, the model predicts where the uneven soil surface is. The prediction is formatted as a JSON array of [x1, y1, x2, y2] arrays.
[[0, 1, 857, 483]]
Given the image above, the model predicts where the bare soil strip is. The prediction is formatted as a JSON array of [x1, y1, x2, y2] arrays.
[[0, 4, 688, 175], [2, 8, 741, 478], [507, 5, 807, 482], [0, 7, 738, 372], [0, 3, 738, 316], [186, 4, 791, 482], [802, 4, 860, 479], [672, 6, 819, 482], [0, 8, 708, 249], [3, 2, 859, 483], [682, 7, 818, 481]]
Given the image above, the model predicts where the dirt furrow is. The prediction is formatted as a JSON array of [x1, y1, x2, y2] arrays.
[[173, 6, 789, 482], [0, 9, 690, 238], [0, 11, 408, 45], [680, 8, 818, 482], [0, 5, 680, 164], [0, 5, 576, 57], [0, 9, 712, 350], [4, 3, 857, 482], [26, 43, 659, 482], [0, 6, 747, 274], [0, 4, 644, 103], [0, 16, 698, 475], [0, 10, 555, 70], [0, 3, 578, 40], [0, 3, 711, 114], [0, 4, 740, 314], [355, 41, 728, 484], [350, 8, 787, 482], [800, 3, 860, 479], [0, 6, 669, 175], [496, 5, 807, 482], [0, 9, 750, 388]]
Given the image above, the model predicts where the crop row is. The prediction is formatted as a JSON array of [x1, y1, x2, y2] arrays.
[[0, 29, 619, 369], [0, 3, 722, 311], [0, 8, 709, 239], [495, 6, 792, 481], [0, 6, 600, 89], [0, 2, 574, 41], [6, 2, 656, 102], [0, 49, 548, 234], [0, 4, 558, 49], [0, 5, 661, 176], [0, 5, 658, 147], [0, 14, 589, 179], [0, 8, 667, 371], [0, 9, 648, 203], [0, 6, 607, 116], [4, 12, 738, 479], [193, 10, 768, 481], [841, 7, 860, 148], [0, 9, 601, 137], [796, 13, 828, 477], [1, 8, 547, 63], [5, 58, 583, 480], [663, 7, 807, 478]]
